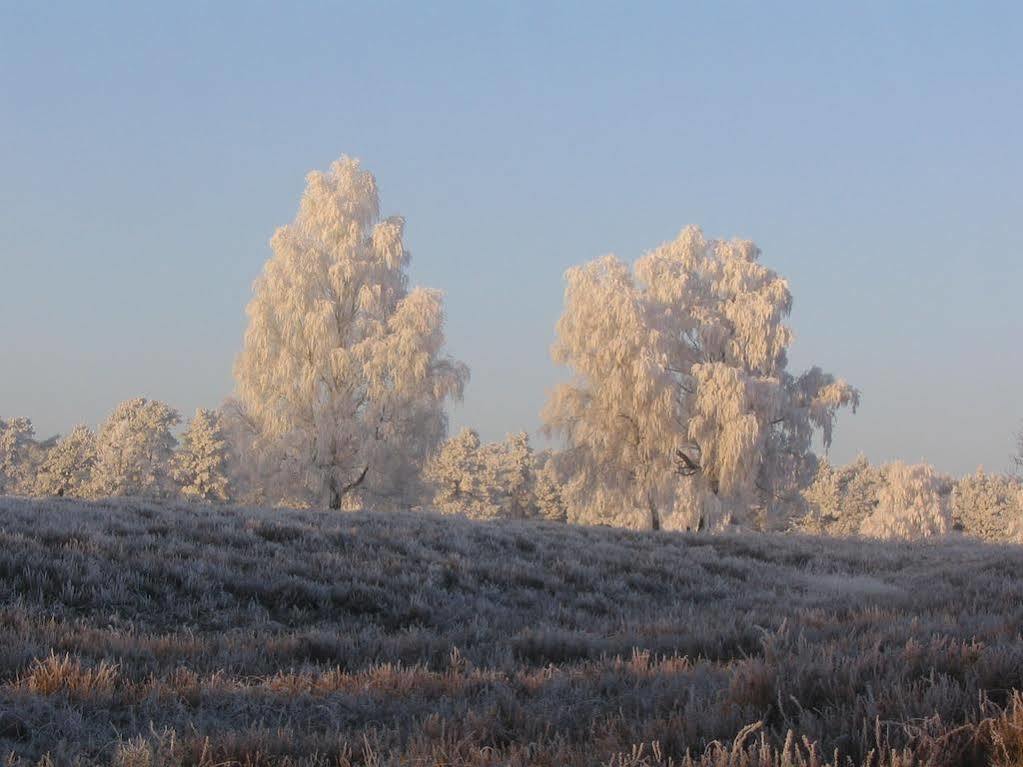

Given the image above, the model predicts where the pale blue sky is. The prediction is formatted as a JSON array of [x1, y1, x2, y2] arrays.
[[2, 2, 1020, 475]]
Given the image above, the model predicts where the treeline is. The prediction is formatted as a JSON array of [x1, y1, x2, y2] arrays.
[[795, 456, 1023, 542], [3, 408, 1021, 543], [0, 402, 228, 503], [3, 154, 1020, 542]]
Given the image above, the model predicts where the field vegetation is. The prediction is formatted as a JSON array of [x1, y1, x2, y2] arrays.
[[3, 497, 1023, 765]]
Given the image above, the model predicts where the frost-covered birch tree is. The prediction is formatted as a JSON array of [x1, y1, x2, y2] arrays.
[[234, 156, 467, 510], [543, 226, 859, 531], [859, 461, 952, 540], [92, 398, 180, 499], [35, 425, 97, 498], [172, 408, 231, 502]]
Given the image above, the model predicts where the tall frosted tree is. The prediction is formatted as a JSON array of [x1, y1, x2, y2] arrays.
[[35, 425, 97, 498], [234, 156, 468, 510], [172, 408, 231, 502], [92, 398, 180, 499], [543, 226, 859, 531]]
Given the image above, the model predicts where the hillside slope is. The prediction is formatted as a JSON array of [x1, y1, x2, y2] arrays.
[[1, 497, 1023, 765]]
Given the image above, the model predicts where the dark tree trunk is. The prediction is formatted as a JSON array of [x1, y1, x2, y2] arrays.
[[327, 465, 369, 510]]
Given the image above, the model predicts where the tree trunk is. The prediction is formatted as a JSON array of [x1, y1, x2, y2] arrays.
[[648, 499, 661, 531], [328, 481, 342, 510], [327, 465, 369, 510]]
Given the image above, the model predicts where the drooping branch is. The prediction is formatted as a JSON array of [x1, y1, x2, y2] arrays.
[[674, 448, 701, 476]]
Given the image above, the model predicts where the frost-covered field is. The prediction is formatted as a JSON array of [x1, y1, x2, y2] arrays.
[[3, 498, 1023, 766]]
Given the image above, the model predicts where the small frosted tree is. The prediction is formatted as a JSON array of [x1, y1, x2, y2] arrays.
[[234, 156, 467, 510], [799, 454, 883, 535], [424, 428, 495, 518], [92, 398, 180, 499], [487, 432, 537, 520], [860, 462, 952, 540], [35, 425, 97, 498], [951, 468, 1023, 541], [543, 226, 858, 531], [425, 429, 542, 520], [0, 417, 36, 495], [172, 408, 231, 502], [534, 455, 567, 523]]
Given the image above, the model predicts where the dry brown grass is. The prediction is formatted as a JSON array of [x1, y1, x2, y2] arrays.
[[2, 496, 1023, 765]]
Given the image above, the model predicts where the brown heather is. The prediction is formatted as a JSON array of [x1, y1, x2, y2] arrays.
[[2, 497, 1023, 765]]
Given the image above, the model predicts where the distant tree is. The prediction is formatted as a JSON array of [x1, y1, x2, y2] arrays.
[[234, 156, 467, 510], [172, 408, 231, 502], [0, 417, 36, 494], [34, 425, 97, 498], [92, 398, 180, 499], [951, 468, 1023, 542], [425, 429, 543, 520], [489, 432, 537, 520], [860, 462, 952, 540], [543, 226, 858, 531], [424, 428, 494, 518], [534, 455, 567, 523], [799, 454, 883, 536], [1015, 426, 1023, 479]]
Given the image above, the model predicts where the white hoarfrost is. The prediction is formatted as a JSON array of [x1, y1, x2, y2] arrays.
[[34, 425, 98, 498], [234, 156, 467, 510], [859, 461, 952, 540], [173, 408, 231, 502], [91, 399, 180, 499], [543, 226, 858, 531]]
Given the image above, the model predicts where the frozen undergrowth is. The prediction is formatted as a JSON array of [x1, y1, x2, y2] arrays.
[[1, 496, 1023, 765]]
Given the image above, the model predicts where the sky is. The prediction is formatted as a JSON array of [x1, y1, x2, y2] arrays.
[[1, 2, 1021, 476]]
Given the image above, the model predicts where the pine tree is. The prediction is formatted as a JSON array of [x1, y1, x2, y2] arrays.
[[173, 408, 231, 502], [534, 457, 567, 523]]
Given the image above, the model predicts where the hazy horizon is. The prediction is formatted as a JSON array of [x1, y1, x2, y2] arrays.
[[3, 2, 1021, 476]]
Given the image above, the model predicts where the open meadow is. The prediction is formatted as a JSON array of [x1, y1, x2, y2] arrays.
[[2, 497, 1023, 766]]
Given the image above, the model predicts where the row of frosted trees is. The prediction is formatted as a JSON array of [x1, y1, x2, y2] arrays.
[[0, 404, 229, 502], [3, 155, 1020, 541], [5, 406, 1020, 542]]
